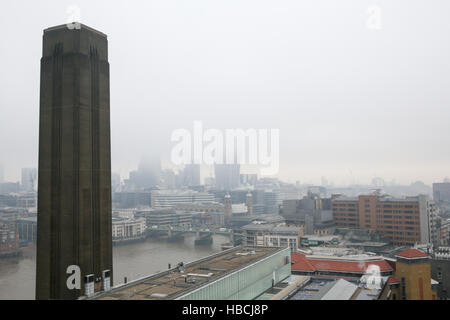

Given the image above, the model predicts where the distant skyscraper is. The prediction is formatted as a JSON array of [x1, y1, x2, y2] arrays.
[[246, 191, 253, 216], [224, 193, 232, 225], [433, 182, 450, 205], [240, 173, 258, 186], [111, 173, 121, 192], [263, 189, 281, 214], [128, 157, 161, 190], [0, 164, 4, 183], [182, 164, 201, 186], [21, 168, 37, 192], [371, 177, 385, 187], [161, 169, 176, 189], [214, 164, 240, 190], [36, 24, 112, 299]]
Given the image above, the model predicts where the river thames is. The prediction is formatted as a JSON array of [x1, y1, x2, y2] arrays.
[[0, 234, 229, 300]]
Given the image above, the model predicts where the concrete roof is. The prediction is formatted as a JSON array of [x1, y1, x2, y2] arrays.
[[89, 246, 282, 300]]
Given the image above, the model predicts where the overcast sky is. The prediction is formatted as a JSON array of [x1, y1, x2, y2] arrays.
[[1, 0, 450, 185]]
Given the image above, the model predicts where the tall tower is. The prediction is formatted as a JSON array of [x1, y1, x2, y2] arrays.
[[36, 24, 112, 300], [246, 191, 253, 216], [224, 193, 232, 225]]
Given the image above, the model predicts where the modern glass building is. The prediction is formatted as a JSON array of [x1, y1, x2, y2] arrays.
[[176, 247, 291, 300], [90, 246, 291, 300]]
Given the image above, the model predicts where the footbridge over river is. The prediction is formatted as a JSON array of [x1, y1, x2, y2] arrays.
[[147, 225, 233, 245]]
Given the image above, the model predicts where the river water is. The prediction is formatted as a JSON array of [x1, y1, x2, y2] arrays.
[[0, 234, 229, 300]]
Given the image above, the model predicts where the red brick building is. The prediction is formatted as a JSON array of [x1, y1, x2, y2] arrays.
[[331, 194, 435, 246]]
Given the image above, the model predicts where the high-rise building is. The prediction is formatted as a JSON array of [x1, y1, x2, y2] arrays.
[[0, 182, 20, 194], [111, 173, 121, 192], [240, 173, 258, 186], [129, 169, 160, 190], [150, 189, 215, 209], [224, 193, 232, 225], [126, 157, 161, 190], [433, 182, 450, 205], [182, 164, 201, 187], [246, 191, 253, 216], [214, 164, 240, 190], [36, 24, 113, 299], [263, 189, 281, 214], [21, 168, 38, 192], [112, 191, 151, 208]]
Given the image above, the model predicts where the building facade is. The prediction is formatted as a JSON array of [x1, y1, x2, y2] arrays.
[[242, 223, 301, 252], [21, 168, 38, 192], [433, 182, 450, 205], [137, 209, 193, 228], [112, 218, 146, 240], [16, 217, 37, 244], [151, 190, 215, 209], [332, 194, 436, 246], [440, 220, 450, 246], [0, 219, 19, 255], [214, 164, 240, 190]]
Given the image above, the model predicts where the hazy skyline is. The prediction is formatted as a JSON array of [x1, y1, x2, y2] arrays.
[[1, 0, 450, 185]]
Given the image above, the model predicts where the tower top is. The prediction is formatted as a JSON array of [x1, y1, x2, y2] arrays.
[[44, 23, 107, 38], [41, 23, 108, 61]]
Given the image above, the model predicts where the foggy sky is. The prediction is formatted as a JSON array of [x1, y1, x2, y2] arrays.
[[1, 0, 450, 185]]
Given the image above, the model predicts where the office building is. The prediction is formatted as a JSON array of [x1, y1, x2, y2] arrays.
[[182, 164, 201, 187], [433, 182, 450, 205], [440, 220, 450, 246], [136, 208, 193, 228], [242, 223, 301, 252], [224, 193, 232, 225], [112, 191, 151, 208], [240, 173, 258, 186], [246, 191, 253, 216], [111, 173, 121, 192], [21, 168, 38, 192], [112, 217, 146, 241], [332, 194, 436, 246], [214, 164, 240, 190], [16, 217, 38, 244], [0, 182, 20, 194], [263, 189, 281, 214], [0, 219, 19, 257], [430, 247, 450, 300], [151, 190, 215, 209]]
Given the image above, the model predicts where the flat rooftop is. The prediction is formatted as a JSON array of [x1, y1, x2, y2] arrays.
[[90, 246, 282, 300]]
